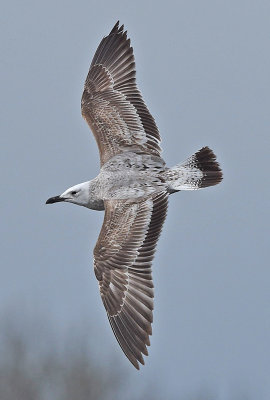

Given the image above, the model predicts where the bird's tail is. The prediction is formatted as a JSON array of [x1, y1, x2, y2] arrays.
[[164, 146, 223, 192]]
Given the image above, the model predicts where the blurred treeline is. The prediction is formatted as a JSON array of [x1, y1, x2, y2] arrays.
[[0, 313, 251, 400], [0, 313, 132, 400]]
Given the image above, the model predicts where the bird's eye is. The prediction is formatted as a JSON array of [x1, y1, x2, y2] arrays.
[[71, 191, 77, 195]]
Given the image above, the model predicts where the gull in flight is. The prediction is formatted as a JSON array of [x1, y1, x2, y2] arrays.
[[46, 21, 222, 369]]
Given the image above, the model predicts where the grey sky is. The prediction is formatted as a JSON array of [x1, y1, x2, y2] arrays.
[[1, 0, 270, 398]]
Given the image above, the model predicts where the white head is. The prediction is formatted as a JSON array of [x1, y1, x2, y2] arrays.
[[46, 181, 104, 210], [46, 181, 90, 207]]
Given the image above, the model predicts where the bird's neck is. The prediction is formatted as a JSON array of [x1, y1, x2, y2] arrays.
[[86, 179, 105, 211]]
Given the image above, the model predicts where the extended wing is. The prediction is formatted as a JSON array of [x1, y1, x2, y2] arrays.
[[81, 22, 161, 166], [94, 192, 168, 369]]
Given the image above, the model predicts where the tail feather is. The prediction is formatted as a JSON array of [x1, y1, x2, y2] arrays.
[[166, 147, 223, 192]]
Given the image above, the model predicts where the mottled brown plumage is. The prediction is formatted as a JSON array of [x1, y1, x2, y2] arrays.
[[46, 21, 222, 370], [81, 22, 161, 166], [94, 193, 168, 369]]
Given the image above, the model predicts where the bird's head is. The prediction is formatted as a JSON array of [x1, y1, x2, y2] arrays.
[[46, 182, 90, 207]]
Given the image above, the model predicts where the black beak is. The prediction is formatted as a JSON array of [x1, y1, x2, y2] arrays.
[[46, 195, 65, 204]]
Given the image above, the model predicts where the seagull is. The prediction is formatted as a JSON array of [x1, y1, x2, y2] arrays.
[[46, 21, 222, 370]]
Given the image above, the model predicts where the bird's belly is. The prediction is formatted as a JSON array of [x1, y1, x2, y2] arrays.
[[94, 152, 167, 201], [96, 171, 165, 201]]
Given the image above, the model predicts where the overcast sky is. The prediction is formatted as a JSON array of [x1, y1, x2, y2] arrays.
[[1, 0, 270, 398]]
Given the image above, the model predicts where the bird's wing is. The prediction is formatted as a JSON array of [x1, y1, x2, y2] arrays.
[[81, 21, 162, 166], [94, 192, 168, 369]]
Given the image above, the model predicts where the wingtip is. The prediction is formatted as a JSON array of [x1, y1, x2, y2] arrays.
[[110, 21, 119, 34], [110, 21, 125, 35], [134, 360, 140, 370], [132, 354, 145, 370]]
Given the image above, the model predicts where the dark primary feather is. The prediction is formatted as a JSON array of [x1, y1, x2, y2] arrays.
[[81, 21, 161, 166], [94, 192, 168, 369]]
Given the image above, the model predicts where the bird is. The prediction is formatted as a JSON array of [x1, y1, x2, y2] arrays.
[[46, 21, 223, 370]]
